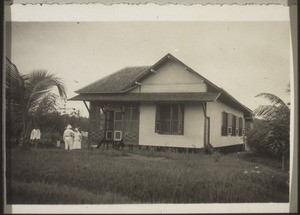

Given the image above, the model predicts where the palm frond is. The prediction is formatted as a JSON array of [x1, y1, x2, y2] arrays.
[[25, 70, 67, 111], [26, 70, 67, 98], [255, 93, 287, 107], [5, 58, 27, 135], [5, 58, 26, 106], [33, 93, 61, 114], [253, 105, 279, 120]]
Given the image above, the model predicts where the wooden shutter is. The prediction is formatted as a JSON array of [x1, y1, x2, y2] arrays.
[[232, 115, 236, 136], [178, 104, 184, 134], [221, 112, 228, 136], [155, 105, 161, 133], [239, 117, 243, 136], [239, 117, 245, 136], [235, 116, 239, 136]]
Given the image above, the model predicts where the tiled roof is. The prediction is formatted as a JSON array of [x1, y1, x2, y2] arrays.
[[76, 66, 150, 93]]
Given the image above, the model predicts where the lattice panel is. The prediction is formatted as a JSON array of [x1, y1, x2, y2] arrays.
[[123, 132, 139, 145], [90, 130, 104, 141]]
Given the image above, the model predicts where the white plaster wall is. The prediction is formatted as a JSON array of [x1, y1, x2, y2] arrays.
[[131, 60, 207, 93], [141, 84, 205, 93], [206, 101, 244, 147], [139, 103, 205, 148]]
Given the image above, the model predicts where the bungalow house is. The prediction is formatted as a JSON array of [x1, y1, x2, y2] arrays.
[[70, 53, 252, 151]]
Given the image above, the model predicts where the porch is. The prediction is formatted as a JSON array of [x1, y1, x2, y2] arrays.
[[88, 102, 140, 149]]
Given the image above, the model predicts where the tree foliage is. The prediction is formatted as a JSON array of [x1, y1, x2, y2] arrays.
[[5, 58, 67, 145], [248, 89, 290, 170], [254, 93, 289, 121], [35, 112, 89, 143]]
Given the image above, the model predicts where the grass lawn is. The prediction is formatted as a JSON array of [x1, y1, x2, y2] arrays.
[[6, 143, 289, 204]]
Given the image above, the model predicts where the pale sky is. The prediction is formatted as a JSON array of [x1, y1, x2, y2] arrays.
[[6, 21, 290, 117]]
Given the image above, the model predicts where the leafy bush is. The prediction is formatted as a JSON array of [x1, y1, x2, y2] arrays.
[[247, 119, 271, 155], [250, 92, 290, 170], [247, 118, 289, 159]]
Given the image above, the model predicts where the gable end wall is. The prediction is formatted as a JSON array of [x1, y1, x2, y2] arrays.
[[130, 60, 207, 93]]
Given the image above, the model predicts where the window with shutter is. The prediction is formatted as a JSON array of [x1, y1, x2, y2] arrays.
[[227, 113, 233, 135], [155, 104, 184, 135], [239, 117, 243, 136], [155, 105, 161, 132], [222, 112, 244, 137], [178, 104, 184, 134], [235, 116, 239, 136], [221, 112, 228, 136], [232, 115, 236, 136]]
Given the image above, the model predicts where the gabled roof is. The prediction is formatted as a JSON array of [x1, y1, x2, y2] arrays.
[[76, 66, 150, 93], [75, 53, 221, 94], [71, 53, 253, 117]]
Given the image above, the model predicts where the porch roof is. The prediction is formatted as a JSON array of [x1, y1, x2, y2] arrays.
[[69, 92, 221, 102]]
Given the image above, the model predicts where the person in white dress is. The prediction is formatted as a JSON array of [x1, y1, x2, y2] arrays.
[[73, 128, 82, 150], [30, 128, 41, 148], [63, 125, 75, 150]]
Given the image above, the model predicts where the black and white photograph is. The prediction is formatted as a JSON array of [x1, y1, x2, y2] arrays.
[[3, 1, 297, 214]]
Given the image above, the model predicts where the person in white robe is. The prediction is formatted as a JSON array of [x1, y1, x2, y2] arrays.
[[73, 128, 82, 150], [30, 128, 41, 148], [63, 125, 75, 150]]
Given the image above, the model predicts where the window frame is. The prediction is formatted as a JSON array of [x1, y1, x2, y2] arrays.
[[114, 130, 123, 141], [105, 130, 113, 140], [222, 112, 244, 137], [227, 127, 232, 135], [239, 117, 243, 136], [155, 103, 184, 135], [221, 111, 228, 136]]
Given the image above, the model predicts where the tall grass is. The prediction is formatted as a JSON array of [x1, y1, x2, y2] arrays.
[[7, 147, 289, 204], [10, 180, 135, 204]]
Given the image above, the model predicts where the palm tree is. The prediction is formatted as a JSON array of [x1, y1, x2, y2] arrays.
[[254, 90, 290, 170], [5, 58, 67, 146], [6, 58, 26, 144]]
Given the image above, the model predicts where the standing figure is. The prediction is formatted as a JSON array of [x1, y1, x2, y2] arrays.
[[30, 128, 41, 148], [73, 128, 82, 150], [63, 125, 75, 150]]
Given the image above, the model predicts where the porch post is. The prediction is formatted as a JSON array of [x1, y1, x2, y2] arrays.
[[202, 102, 208, 147], [83, 101, 90, 114], [87, 101, 91, 149]]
